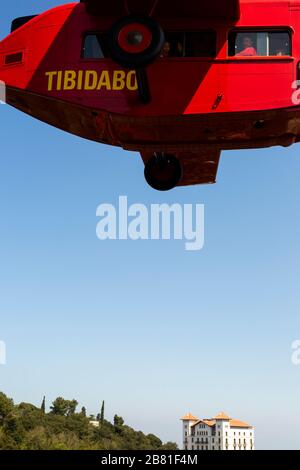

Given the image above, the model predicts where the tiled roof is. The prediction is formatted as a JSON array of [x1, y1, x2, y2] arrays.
[[181, 413, 198, 421], [203, 419, 216, 427], [191, 419, 216, 428], [214, 412, 231, 420], [229, 419, 252, 428], [187, 413, 253, 429]]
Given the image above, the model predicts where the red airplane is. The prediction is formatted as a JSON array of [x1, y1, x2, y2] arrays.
[[0, 0, 298, 190]]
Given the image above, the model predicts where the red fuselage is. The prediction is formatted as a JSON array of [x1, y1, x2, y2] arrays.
[[0, 0, 300, 187]]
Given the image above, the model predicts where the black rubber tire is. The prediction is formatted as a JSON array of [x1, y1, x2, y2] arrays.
[[108, 16, 165, 69], [144, 154, 183, 191]]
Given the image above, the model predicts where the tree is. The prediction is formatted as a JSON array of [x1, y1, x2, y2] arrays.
[[100, 401, 105, 425], [68, 400, 78, 416], [3, 412, 26, 445], [16, 404, 44, 432], [161, 441, 178, 450], [0, 392, 172, 450], [147, 433, 162, 448], [50, 398, 78, 417], [18, 403, 38, 412], [114, 415, 124, 428], [41, 396, 46, 414], [50, 398, 69, 416], [0, 392, 14, 423]]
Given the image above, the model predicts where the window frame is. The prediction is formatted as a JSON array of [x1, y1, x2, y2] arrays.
[[227, 27, 293, 59], [81, 31, 111, 61], [3, 50, 24, 66], [161, 29, 217, 59]]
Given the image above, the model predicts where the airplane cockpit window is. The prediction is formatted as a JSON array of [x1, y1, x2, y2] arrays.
[[161, 31, 216, 58], [82, 31, 216, 59], [228, 30, 291, 57], [82, 34, 110, 59]]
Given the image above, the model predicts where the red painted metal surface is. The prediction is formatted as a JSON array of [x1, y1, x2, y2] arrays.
[[81, 0, 240, 20], [0, 0, 299, 186]]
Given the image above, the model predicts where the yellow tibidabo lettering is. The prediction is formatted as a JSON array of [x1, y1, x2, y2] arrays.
[[97, 71, 112, 90], [45, 70, 138, 92], [64, 70, 77, 90]]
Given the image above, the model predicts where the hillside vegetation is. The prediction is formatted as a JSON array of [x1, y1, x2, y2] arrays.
[[0, 392, 177, 450]]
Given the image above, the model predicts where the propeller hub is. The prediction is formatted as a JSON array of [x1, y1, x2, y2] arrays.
[[118, 23, 153, 54]]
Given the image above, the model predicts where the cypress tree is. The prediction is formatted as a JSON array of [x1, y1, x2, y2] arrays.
[[41, 396, 46, 414], [100, 400, 105, 425]]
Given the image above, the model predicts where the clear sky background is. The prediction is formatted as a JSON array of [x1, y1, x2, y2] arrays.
[[1, 0, 300, 450]]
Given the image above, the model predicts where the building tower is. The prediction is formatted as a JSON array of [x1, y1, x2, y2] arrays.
[[214, 412, 231, 450], [181, 413, 198, 450]]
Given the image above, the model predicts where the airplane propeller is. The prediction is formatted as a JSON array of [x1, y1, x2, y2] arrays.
[[107, 15, 165, 103]]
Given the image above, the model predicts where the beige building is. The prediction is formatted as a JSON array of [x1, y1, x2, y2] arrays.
[[181, 412, 254, 450]]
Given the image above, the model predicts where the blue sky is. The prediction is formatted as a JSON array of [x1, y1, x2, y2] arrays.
[[1, 0, 300, 450]]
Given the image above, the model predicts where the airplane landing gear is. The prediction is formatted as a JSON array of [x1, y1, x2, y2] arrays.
[[144, 153, 183, 191]]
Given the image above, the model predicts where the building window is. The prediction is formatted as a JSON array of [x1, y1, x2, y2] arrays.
[[228, 29, 291, 57]]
